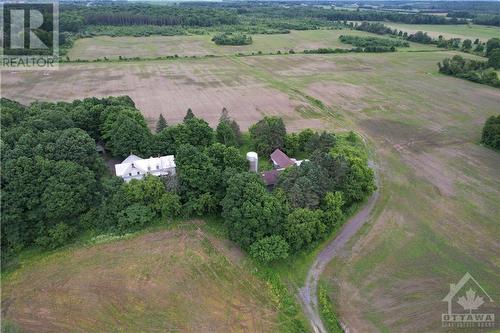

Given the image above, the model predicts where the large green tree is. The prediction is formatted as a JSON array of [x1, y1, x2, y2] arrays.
[[101, 107, 152, 157], [216, 120, 238, 147], [156, 114, 168, 133], [184, 117, 214, 148], [123, 175, 166, 213], [284, 208, 326, 252], [53, 128, 99, 168], [175, 144, 220, 215], [487, 49, 500, 69], [486, 37, 500, 57], [249, 116, 286, 156], [222, 172, 288, 249], [330, 142, 376, 205]]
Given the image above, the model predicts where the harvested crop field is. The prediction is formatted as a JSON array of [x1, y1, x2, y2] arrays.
[[68, 35, 214, 60], [1, 226, 280, 333], [0, 57, 325, 131], [66, 29, 428, 61], [383, 23, 500, 42]]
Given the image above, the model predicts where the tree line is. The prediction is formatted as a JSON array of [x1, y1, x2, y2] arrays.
[[437, 38, 500, 88], [354, 21, 491, 54], [212, 33, 253, 46], [447, 12, 500, 27], [339, 35, 410, 48], [237, 5, 467, 25], [1, 97, 375, 268], [60, 3, 239, 31]]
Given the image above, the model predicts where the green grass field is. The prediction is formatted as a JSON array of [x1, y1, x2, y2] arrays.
[[2, 221, 308, 333], [67, 29, 434, 61], [384, 23, 500, 41]]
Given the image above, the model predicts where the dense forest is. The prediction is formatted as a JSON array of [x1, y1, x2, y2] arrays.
[[1, 97, 375, 267], [58, 1, 489, 41]]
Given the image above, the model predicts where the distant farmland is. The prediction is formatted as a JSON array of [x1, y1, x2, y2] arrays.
[[67, 29, 431, 61], [384, 23, 500, 41]]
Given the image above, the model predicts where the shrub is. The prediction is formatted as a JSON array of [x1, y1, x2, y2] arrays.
[[339, 35, 409, 48], [117, 204, 155, 232], [35, 223, 76, 249], [250, 235, 289, 263], [318, 284, 343, 333], [158, 192, 182, 220], [212, 32, 252, 45], [481, 115, 500, 150]]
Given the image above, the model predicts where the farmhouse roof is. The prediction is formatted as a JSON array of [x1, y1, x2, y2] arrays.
[[271, 149, 294, 168], [122, 154, 142, 164], [115, 155, 176, 177]]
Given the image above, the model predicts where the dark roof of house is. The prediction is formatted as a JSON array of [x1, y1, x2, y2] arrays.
[[270, 149, 294, 169], [261, 169, 280, 186]]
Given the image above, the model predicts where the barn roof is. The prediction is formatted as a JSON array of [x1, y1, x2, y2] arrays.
[[261, 169, 280, 186], [270, 149, 294, 168]]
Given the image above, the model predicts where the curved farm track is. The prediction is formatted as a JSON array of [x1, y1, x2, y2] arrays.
[[298, 162, 380, 333]]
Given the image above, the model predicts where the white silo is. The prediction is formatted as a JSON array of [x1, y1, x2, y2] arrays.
[[246, 152, 258, 173]]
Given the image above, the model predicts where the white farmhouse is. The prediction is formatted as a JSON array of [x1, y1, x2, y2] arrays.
[[114, 154, 176, 183]]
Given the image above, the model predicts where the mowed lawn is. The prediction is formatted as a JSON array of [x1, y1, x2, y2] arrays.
[[384, 23, 500, 42], [237, 52, 500, 332], [67, 29, 431, 61], [2, 226, 282, 333]]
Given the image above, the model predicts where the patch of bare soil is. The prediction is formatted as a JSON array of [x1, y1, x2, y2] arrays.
[[306, 81, 369, 112], [243, 56, 341, 77], [0, 61, 318, 131], [360, 119, 461, 197]]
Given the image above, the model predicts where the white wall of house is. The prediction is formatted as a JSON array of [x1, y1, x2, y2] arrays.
[[115, 154, 176, 183]]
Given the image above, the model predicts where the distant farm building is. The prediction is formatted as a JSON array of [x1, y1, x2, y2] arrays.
[[247, 149, 307, 188], [115, 154, 176, 183]]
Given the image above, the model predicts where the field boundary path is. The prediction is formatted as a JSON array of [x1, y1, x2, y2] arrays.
[[298, 161, 380, 333]]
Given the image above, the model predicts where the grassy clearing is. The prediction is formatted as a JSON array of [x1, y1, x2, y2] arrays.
[[383, 23, 500, 42], [2, 220, 309, 333]]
